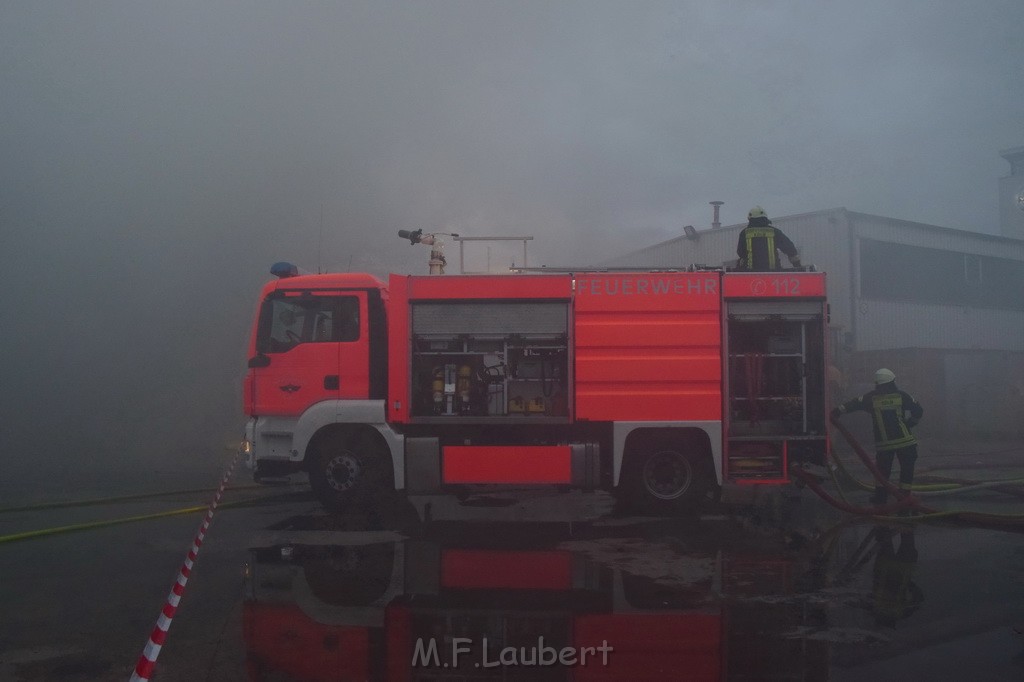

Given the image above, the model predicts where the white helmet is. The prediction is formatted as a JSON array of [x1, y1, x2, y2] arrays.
[[874, 368, 896, 385], [748, 206, 767, 220]]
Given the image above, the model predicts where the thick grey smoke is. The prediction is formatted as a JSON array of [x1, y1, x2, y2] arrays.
[[1, 1, 1020, 489]]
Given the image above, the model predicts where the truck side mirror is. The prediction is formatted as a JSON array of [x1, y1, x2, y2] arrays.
[[248, 353, 271, 368]]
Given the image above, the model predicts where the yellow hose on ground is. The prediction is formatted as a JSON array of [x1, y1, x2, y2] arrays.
[[0, 494, 297, 545], [0, 483, 302, 514]]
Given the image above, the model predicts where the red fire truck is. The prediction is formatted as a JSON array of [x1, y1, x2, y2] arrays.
[[242, 264, 828, 514]]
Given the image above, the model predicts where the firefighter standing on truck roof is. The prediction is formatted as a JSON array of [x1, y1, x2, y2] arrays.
[[736, 206, 802, 271], [831, 368, 924, 505]]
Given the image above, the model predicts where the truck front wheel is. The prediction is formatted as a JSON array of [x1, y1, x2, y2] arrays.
[[309, 430, 393, 514], [624, 446, 710, 515]]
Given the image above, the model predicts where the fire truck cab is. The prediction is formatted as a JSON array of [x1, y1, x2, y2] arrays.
[[243, 267, 828, 515]]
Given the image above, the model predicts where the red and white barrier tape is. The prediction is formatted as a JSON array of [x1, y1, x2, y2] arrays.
[[129, 451, 241, 682]]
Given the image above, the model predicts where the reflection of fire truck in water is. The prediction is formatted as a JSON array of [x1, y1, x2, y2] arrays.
[[243, 263, 829, 514], [242, 530, 830, 680]]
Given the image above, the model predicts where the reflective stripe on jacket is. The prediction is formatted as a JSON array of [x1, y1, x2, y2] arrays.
[[743, 227, 779, 270], [736, 224, 798, 271]]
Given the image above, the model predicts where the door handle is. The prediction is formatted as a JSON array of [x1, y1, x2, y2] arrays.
[[279, 384, 301, 393]]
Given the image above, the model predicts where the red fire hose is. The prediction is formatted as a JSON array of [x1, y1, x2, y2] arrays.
[[789, 416, 1024, 528]]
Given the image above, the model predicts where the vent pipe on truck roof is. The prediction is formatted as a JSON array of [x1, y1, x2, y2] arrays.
[[710, 201, 724, 229]]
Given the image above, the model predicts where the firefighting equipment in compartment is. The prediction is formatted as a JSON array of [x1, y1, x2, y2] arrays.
[[509, 396, 526, 414], [479, 361, 506, 416], [528, 397, 546, 414], [521, 359, 563, 401], [425, 364, 466, 415], [874, 368, 896, 385], [748, 206, 767, 220], [457, 364, 473, 414], [431, 367, 445, 414], [744, 353, 765, 424]]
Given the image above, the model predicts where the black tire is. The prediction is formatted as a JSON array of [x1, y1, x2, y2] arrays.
[[309, 430, 393, 514], [624, 445, 710, 515]]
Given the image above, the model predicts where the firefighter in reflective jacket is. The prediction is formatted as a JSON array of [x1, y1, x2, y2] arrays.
[[736, 206, 802, 271], [831, 368, 924, 505]]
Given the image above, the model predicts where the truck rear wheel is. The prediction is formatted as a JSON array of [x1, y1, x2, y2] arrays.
[[309, 430, 393, 514], [624, 446, 710, 515]]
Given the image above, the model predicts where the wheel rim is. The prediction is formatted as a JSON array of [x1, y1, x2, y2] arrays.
[[642, 450, 693, 500], [324, 452, 361, 492]]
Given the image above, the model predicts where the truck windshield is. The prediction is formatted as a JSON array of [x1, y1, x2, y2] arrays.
[[256, 294, 359, 353]]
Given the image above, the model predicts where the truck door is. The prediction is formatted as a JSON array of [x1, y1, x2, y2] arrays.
[[249, 290, 369, 416]]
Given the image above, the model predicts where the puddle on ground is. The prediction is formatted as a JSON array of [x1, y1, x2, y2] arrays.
[[239, 504, 1024, 680]]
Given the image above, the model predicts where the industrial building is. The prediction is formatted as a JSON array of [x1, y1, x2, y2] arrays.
[[603, 149, 1024, 435]]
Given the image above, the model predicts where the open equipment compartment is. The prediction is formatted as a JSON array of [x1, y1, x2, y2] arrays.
[[724, 297, 828, 481], [408, 300, 570, 421]]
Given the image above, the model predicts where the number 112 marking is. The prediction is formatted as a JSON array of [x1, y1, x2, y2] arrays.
[[771, 278, 801, 295]]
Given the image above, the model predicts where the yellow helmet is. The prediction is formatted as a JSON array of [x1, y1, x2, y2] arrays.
[[748, 206, 767, 220]]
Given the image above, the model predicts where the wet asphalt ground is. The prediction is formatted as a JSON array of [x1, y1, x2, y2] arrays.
[[1, 443, 1023, 682]]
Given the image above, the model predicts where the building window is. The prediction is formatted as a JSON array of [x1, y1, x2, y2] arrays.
[[859, 239, 1024, 311]]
